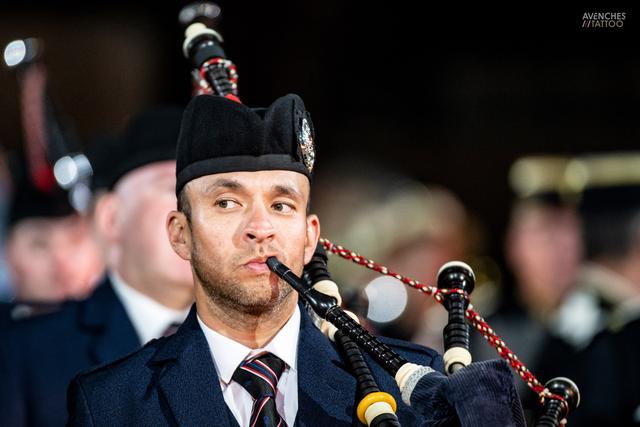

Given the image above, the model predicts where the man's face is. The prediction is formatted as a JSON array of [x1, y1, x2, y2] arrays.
[[507, 204, 583, 309], [111, 161, 193, 292], [5, 214, 104, 301], [170, 170, 319, 316]]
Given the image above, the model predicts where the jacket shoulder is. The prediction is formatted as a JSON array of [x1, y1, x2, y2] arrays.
[[4, 301, 79, 343], [73, 337, 164, 386], [67, 338, 169, 425]]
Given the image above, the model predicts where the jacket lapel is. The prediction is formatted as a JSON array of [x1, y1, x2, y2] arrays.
[[78, 276, 140, 365], [153, 307, 237, 426], [295, 306, 357, 426], [151, 304, 358, 426]]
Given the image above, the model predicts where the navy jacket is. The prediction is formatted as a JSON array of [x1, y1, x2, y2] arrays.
[[0, 300, 62, 327], [0, 277, 140, 427], [0, 302, 12, 329], [68, 305, 445, 426]]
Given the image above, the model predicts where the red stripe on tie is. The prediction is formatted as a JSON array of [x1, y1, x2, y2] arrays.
[[250, 397, 270, 427], [241, 365, 276, 392], [254, 359, 279, 382]]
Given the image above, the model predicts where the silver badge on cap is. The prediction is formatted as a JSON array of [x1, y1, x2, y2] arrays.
[[298, 117, 315, 173]]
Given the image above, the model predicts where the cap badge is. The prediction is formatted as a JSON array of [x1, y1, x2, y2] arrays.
[[298, 117, 315, 173]]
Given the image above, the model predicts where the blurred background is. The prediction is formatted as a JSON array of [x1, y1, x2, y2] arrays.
[[0, 2, 639, 424], [1, 2, 637, 272]]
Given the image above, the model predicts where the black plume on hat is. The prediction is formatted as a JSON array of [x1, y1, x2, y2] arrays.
[[93, 105, 184, 190], [175, 94, 316, 194], [84, 134, 117, 192], [7, 153, 74, 228]]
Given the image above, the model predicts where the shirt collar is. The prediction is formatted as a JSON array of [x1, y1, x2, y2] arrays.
[[109, 271, 190, 344], [197, 304, 300, 385]]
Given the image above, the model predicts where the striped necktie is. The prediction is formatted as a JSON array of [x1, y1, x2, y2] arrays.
[[232, 352, 286, 427]]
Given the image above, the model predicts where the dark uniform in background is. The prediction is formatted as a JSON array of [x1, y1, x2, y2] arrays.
[[471, 156, 586, 422], [0, 153, 89, 325], [556, 153, 640, 426]]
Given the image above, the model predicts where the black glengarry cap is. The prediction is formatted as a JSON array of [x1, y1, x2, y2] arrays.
[[175, 93, 315, 194], [7, 153, 74, 228], [92, 105, 184, 191]]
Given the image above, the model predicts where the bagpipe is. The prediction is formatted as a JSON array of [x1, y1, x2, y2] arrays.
[[178, 4, 580, 425]]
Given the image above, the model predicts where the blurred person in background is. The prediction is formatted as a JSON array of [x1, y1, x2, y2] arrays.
[[571, 152, 640, 330], [0, 106, 194, 427], [0, 34, 107, 323], [470, 156, 585, 419], [0, 153, 104, 323], [314, 161, 480, 350], [555, 152, 640, 426]]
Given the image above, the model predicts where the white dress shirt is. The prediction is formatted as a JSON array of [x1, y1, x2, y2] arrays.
[[197, 306, 300, 427], [110, 272, 190, 345]]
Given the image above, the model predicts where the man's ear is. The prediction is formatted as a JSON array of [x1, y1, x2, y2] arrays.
[[303, 214, 321, 265], [94, 193, 120, 245], [167, 210, 192, 261]]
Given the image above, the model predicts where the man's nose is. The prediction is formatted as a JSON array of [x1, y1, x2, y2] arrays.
[[243, 205, 276, 243]]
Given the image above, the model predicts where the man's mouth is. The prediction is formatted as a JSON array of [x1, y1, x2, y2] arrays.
[[243, 256, 277, 273]]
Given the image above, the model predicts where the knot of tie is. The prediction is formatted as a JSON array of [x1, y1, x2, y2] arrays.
[[232, 352, 285, 399], [232, 352, 287, 427]]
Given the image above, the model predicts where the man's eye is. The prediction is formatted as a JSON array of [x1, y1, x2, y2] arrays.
[[273, 202, 294, 213], [216, 199, 239, 209]]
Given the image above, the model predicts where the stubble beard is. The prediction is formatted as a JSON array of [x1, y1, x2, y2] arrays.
[[191, 242, 295, 317]]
